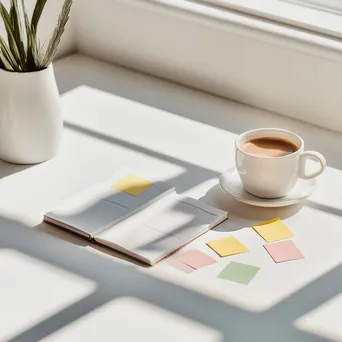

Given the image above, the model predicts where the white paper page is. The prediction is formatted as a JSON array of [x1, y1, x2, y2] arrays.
[[47, 195, 129, 234], [97, 195, 221, 263], [45, 169, 174, 235], [144, 201, 215, 239], [92, 175, 173, 210]]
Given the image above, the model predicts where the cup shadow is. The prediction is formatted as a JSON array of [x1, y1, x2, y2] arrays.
[[199, 184, 303, 231]]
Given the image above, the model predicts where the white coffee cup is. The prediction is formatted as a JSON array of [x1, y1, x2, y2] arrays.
[[235, 128, 326, 198]]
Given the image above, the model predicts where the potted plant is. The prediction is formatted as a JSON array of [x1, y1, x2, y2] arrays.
[[0, 0, 72, 164]]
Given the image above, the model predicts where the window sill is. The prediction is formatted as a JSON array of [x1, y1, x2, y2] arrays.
[[74, 0, 342, 132], [148, 0, 342, 60], [201, 0, 342, 40]]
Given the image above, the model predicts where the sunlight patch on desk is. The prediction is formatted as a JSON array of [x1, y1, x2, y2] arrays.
[[61, 85, 236, 173], [0, 249, 96, 341], [307, 166, 342, 217], [148, 217, 342, 313], [295, 293, 342, 341], [41, 297, 222, 342]]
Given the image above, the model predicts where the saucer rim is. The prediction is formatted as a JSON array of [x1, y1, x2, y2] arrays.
[[219, 168, 316, 208]]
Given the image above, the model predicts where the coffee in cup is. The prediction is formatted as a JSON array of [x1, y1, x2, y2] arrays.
[[242, 137, 298, 158], [235, 128, 326, 199]]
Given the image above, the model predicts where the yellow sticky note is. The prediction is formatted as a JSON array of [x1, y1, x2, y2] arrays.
[[253, 218, 294, 243], [206, 236, 249, 257], [112, 175, 153, 196]]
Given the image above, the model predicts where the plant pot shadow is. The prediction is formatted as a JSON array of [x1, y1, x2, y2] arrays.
[[0, 159, 35, 179]]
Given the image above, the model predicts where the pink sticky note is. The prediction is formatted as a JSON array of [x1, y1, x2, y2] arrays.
[[264, 240, 304, 263], [167, 258, 195, 273], [176, 250, 217, 269]]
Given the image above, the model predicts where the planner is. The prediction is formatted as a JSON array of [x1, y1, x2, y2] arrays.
[[44, 169, 228, 265]]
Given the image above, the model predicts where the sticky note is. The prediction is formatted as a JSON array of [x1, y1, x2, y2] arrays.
[[253, 218, 294, 243], [176, 250, 217, 269], [218, 262, 260, 285], [167, 258, 195, 273], [206, 236, 249, 257], [264, 240, 304, 263], [112, 175, 153, 196]]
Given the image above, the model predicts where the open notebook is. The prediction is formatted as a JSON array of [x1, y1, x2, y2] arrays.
[[44, 170, 228, 265]]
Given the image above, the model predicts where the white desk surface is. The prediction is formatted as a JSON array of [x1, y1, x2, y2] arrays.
[[1, 54, 342, 342]]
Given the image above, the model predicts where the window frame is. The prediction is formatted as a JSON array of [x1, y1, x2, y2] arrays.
[[200, 0, 342, 39]]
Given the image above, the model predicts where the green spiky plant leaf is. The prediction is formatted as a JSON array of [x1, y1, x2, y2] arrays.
[[0, 0, 72, 72]]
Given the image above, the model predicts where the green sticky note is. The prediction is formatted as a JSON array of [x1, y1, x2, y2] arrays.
[[218, 262, 260, 285]]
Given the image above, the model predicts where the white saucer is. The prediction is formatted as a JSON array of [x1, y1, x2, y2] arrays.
[[219, 167, 317, 207]]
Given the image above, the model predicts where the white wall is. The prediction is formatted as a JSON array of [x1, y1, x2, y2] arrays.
[[38, 0, 76, 57], [74, 0, 342, 133], [0, 0, 76, 59]]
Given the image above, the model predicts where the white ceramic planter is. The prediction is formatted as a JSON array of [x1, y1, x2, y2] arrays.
[[0, 65, 62, 164]]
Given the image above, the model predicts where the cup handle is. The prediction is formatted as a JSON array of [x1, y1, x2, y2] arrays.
[[299, 151, 326, 179]]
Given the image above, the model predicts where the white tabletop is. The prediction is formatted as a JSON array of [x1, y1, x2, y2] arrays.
[[1, 54, 342, 342]]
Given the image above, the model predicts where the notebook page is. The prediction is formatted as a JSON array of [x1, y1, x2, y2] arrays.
[[96, 194, 227, 264], [45, 170, 174, 235]]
